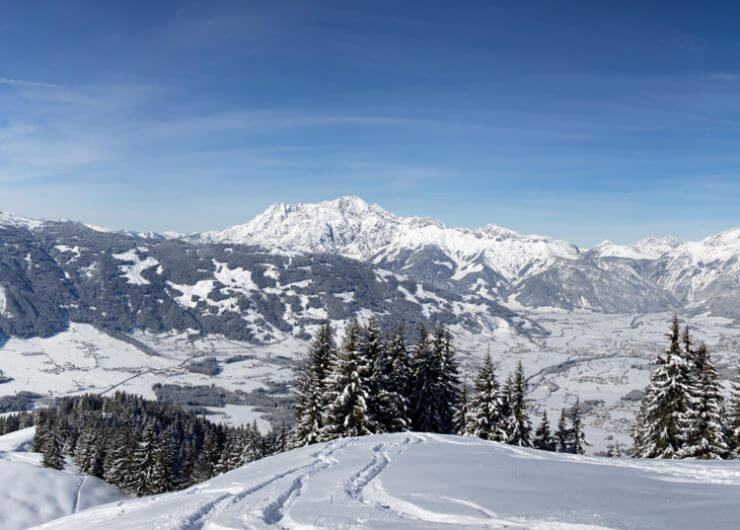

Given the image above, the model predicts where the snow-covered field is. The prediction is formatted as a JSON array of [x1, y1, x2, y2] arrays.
[[35, 432, 740, 529], [0, 428, 125, 530], [2, 311, 739, 451]]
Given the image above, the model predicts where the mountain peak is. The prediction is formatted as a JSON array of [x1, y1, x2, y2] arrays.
[[0, 211, 45, 230]]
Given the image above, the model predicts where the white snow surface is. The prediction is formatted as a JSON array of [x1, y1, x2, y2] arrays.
[[0, 428, 125, 530], [0, 211, 45, 230], [36, 433, 740, 530]]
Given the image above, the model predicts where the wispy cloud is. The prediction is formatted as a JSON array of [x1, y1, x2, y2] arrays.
[[0, 77, 59, 89]]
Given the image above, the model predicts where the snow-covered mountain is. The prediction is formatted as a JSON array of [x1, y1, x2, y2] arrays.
[[188, 196, 580, 283], [37, 432, 740, 529], [186, 197, 740, 318]]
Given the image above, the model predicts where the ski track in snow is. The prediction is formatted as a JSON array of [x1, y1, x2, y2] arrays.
[[32, 433, 740, 530]]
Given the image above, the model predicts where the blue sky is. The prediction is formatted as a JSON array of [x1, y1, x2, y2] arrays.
[[1, 1, 739, 246]]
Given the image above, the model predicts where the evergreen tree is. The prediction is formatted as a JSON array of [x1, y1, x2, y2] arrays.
[[385, 324, 413, 408], [130, 427, 157, 496], [290, 323, 335, 448], [534, 411, 554, 451], [410, 323, 460, 434], [679, 344, 728, 459], [454, 383, 469, 435], [506, 360, 532, 447], [192, 429, 221, 482], [464, 352, 506, 441], [435, 323, 461, 434], [633, 315, 694, 458], [74, 427, 104, 478], [151, 432, 175, 494], [729, 355, 740, 456], [103, 426, 135, 490], [568, 397, 588, 455], [42, 429, 65, 470], [409, 324, 437, 432], [500, 374, 514, 442], [321, 320, 375, 439], [370, 321, 409, 433], [555, 408, 569, 453], [630, 388, 650, 457]]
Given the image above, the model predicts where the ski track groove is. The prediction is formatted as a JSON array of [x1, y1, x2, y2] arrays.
[[72, 475, 86, 514], [178, 438, 350, 530]]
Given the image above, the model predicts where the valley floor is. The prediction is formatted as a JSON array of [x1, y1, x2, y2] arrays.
[[34, 432, 740, 530]]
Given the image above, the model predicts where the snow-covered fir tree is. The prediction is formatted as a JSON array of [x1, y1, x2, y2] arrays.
[[369, 321, 409, 433], [290, 322, 335, 448], [464, 352, 506, 441], [679, 344, 728, 459], [410, 324, 436, 432], [150, 432, 176, 494], [555, 408, 569, 452], [103, 426, 135, 490], [568, 397, 588, 455], [433, 323, 461, 434], [506, 360, 532, 447], [42, 429, 65, 470], [730, 355, 740, 456], [454, 383, 469, 435], [385, 324, 413, 407], [321, 320, 375, 439], [130, 427, 158, 496], [633, 315, 694, 458], [534, 410, 554, 451], [192, 429, 221, 482]]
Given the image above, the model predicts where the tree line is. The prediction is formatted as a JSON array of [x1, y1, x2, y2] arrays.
[[290, 318, 588, 454], [31, 392, 280, 496], [632, 315, 740, 459]]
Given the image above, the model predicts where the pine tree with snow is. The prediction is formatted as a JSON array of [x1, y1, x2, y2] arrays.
[[369, 320, 409, 433], [239, 426, 261, 466], [434, 323, 461, 434], [634, 315, 694, 458], [130, 427, 158, 496], [506, 360, 533, 447], [385, 323, 413, 417], [555, 408, 569, 452], [630, 388, 650, 457], [74, 427, 104, 478], [679, 344, 728, 459], [192, 429, 221, 482], [454, 383, 469, 435], [310, 321, 335, 388], [321, 320, 375, 439], [568, 397, 588, 455], [150, 432, 175, 494], [499, 373, 514, 441], [464, 352, 506, 441], [42, 429, 65, 470], [103, 426, 135, 490], [534, 410, 554, 451], [360, 316, 386, 431], [729, 355, 740, 456], [290, 323, 335, 448]]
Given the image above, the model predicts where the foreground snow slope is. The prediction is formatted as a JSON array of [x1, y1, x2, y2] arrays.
[[38, 433, 740, 530], [0, 428, 125, 530]]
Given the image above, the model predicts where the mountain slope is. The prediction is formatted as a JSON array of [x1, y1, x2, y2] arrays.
[[37, 433, 740, 530], [186, 197, 740, 317], [0, 219, 534, 342]]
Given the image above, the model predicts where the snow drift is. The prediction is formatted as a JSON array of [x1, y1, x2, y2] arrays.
[[0, 428, 125, 530], [36, 432, 740, 529]]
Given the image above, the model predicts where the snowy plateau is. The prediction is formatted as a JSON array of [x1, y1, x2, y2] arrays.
[[1, 198, 740, 528], [18, 431, 740, 530]]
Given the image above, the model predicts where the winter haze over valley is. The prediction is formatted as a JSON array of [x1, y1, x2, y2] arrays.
[[4, 1, 740, 528]]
